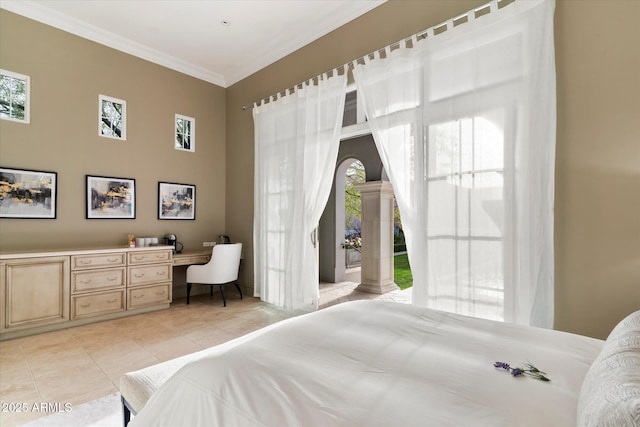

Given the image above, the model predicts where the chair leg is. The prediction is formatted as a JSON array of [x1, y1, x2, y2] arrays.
[[219, 284, 227, 307], [234, 280, 243, 300], [121, 396, 131, 426], [186, 283, 192, 304]]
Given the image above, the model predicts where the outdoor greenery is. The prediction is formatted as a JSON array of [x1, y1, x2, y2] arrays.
[[0, 72, 27, 120], [394, 253, 413, 290], [345, 160, 365, 233]]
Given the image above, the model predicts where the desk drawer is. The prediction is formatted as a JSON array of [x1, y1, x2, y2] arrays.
[[128, 250, 172, 266], [71, 267, 126, 293], [71, 289, 125, 319], [71, 253, 126, 270], [173, 254, 210, 266], [127, 283, 171, 309], [128, 264, 172, 286]]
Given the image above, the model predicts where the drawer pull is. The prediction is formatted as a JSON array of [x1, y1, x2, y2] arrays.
[[108, 257, 119, 262], [80, 302, 91, 308], [80, 279, 92, 284], [134, 273, 145, 278], [107, 276, 118, 281], [106, 298, 118, 303], [156, 271, 166, 276], [156, 254, 166, 259], [155, 290, 166, 296], [134, 256, 144, 260], [80, 260, 92, 265], [134, 294, 144, 299]]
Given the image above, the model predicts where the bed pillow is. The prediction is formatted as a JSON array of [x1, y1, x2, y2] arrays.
[[576, 310, 640, 427]]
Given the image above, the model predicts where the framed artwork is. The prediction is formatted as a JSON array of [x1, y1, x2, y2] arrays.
[[86, 175, 135, 219], [0, 69, 30, 124], [158, 182, 195, 220], [0, 167, 56, 218], [99, 94, 126, 140], [175, 114, 195, 152]]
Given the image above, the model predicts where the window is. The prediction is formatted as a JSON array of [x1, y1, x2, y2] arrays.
[[427, 110, 506, 321], [99, 94, 126, 140], [0, 69, 30, 123], [175, 114, 195, 152]]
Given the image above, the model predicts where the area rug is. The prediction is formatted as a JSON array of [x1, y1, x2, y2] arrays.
[[22, 393, 122, 427]]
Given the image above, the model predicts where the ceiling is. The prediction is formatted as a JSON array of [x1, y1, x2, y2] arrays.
[[0, 0, 387, 87]]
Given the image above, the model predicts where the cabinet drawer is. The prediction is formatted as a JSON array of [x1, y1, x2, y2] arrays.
[[128, 250, 172, 266], [71, 253, 126, 270], [127, 283, 171, 309], [128, 264, 172, 286], [71, 267, 126, 294], [71, 290, 125, 320]]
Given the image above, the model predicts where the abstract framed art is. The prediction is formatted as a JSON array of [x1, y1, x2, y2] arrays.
[[0, 167, 57, 218], [86, 175, 135, 219], [158, 181, 195, 220]]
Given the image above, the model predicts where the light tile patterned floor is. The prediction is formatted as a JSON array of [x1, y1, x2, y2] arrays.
[[0, 282, 411, 426]]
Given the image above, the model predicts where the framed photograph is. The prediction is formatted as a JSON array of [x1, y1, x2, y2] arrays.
[[158, 182, 195, 220], [0, 167, 56, 218], [99, 94, 126, 140], [86, 175, 135, 219]]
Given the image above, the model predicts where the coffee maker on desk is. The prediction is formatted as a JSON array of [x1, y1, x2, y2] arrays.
[[164, 234, 183, 253]]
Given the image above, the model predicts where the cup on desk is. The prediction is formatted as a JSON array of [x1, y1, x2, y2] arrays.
[[136, 238, 145, 247]]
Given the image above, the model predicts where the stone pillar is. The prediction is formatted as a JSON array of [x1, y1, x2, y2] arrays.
[[355, 181, 399, 294]]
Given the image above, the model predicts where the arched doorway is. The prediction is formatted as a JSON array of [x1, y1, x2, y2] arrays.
[[318, 134, 385, 284]]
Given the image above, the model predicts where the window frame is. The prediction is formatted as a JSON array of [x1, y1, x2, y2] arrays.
[[425, 108, 513, 322], [98, 94, 127, 140], [175, 113, 195, 152], [0, 69, 31, 124]]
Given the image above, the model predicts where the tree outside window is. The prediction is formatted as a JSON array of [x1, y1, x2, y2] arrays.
[[175, 114, 195, 152], [0, 69, 30, 123], [99, 94, 126, 140]]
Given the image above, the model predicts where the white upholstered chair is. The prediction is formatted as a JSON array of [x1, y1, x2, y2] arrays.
[[186, 243, 242, 306]]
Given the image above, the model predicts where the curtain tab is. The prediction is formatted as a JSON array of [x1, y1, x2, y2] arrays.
[[446, 18, 454, 32]]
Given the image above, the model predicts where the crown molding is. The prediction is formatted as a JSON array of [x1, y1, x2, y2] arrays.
[[2, 0, 386, 88], [1, 0, 227, 86], [224, 0, 387, 86]]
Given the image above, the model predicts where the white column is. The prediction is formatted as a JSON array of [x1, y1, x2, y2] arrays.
[[355, 181, 399, 294]]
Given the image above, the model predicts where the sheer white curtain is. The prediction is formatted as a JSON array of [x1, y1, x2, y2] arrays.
[[354, 0, 556, 327], [253, 74, 347, 311]]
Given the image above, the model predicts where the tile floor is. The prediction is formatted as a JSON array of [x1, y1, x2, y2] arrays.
[[0, 282, 411, 426]]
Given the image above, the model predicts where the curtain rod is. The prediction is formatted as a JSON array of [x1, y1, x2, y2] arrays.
[[241, 0, 505, 111]]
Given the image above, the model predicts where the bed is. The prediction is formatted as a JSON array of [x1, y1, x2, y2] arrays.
[[122, 300, 639, 426]]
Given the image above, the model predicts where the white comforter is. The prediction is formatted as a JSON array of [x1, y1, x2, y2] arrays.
[[130, 301, 603, 426]]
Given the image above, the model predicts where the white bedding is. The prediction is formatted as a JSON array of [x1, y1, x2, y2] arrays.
[[130, 300, 604, 427]]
